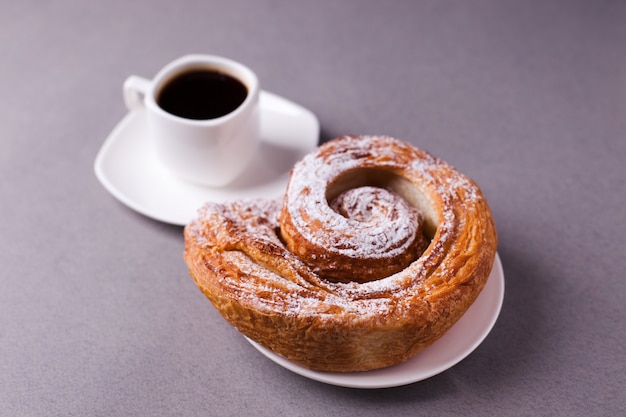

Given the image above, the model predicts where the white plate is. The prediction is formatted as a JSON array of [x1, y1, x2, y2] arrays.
[[94, 91, 320, 225], [247, 253, 505, 389]]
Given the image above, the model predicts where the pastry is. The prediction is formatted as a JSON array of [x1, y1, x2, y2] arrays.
[[184, 135, 498, 372]]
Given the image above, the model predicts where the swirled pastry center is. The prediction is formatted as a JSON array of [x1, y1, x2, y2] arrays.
[[279, 139, 436, 284], [320, 186, 428, 282]]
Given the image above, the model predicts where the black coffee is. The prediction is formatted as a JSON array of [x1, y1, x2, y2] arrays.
[[157, 69, 248, 120]]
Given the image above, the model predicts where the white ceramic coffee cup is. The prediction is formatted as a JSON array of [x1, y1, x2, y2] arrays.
[[123, 54, 260, 187]]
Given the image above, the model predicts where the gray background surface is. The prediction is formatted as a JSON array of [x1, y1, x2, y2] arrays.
[[1, 1, 625, 416]]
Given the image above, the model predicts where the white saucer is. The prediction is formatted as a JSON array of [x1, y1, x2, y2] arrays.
[[246, 253, 505, 389], [94, 91, 320, 225]]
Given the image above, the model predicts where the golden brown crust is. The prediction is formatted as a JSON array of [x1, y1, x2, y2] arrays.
[[184, 135, 498, 372]]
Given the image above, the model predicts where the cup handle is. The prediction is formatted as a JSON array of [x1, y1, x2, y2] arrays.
[[123, 75, 152, 111]]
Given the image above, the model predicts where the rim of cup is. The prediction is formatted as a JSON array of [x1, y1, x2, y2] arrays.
[[146, 54, 259, 125]]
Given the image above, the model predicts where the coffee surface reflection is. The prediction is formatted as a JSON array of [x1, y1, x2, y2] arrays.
[[157, 70, 248, 120]]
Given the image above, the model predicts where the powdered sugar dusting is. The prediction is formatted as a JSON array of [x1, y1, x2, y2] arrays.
[[187, 135, 488, 319], [285, 136, 423, 258]]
